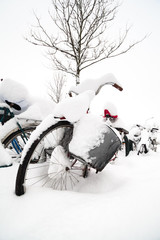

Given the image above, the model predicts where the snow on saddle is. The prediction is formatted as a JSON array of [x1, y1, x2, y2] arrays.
[[53, 90, 95, 123]]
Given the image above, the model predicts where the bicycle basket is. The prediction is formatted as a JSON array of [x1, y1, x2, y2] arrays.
[[89, 126, 121, 172], [0, 106, 14, 125]]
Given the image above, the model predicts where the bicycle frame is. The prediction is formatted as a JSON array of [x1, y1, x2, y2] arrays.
[[1, 115, 41, 158]]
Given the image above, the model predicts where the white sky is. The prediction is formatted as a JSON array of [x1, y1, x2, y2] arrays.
[[0, 0, 160, 125]]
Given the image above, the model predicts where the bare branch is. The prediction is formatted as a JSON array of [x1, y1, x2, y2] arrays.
[[27, 0, 145, 84], [48, 72, 66, 103]]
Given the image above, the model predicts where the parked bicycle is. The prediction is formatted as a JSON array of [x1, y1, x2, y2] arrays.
[[15, 73, 126, 196], [128, 123, 159, 155]]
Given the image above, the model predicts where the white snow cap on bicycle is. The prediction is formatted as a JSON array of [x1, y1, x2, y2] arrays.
[[0, 78, 29, 102], [53, 90, 95, 122], [69, 73, 123, 95], [0, 78, 30, 114]]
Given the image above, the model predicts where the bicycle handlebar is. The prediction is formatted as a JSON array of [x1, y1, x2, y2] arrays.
[[95, 82, 123, 95], [69, 82, 123, 97], [113, 83, 123, 91], [5, 100, 21, 111], [69, 74, 123, 96]]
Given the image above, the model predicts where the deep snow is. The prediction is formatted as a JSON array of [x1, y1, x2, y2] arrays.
[[0, 150, 160, 240]]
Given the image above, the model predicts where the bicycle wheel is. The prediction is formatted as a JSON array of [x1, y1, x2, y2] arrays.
[[2, 126, 37, 160], [137, 144, 149, 155], [15, 121, 88, 196]]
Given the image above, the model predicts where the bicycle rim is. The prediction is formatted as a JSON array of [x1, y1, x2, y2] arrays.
[[2, 127, 36, 160]]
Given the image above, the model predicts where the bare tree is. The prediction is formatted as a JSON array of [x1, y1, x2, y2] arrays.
[[27, 0, 145, 85], [48, 73, 66, 103]]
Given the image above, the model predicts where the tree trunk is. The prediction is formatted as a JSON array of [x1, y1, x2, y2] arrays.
[[76, 68, 80, 85], [76, 76, 80, 85]]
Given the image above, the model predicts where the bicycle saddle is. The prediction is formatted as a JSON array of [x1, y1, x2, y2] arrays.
[[53, 90, 95, 122]]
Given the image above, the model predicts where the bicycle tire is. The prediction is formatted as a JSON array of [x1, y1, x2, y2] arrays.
[[137, 144, 148, 155], [2, 126, 37, 160], [15, 121, 87, 196]]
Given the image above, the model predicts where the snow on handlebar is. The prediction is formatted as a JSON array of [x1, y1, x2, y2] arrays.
[[69, 73, 123, 96]]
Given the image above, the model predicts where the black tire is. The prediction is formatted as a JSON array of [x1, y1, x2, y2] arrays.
[[2, 126, 37, 160], [124, 135, 134, 156], [15, 121, 87, 196]]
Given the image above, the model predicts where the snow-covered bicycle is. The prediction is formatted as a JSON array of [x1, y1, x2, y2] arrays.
[[128, 122, 159, 155], [15, 73, 125, 196]]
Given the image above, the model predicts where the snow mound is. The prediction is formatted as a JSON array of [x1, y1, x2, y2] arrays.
[[0, 78, 29, 103]]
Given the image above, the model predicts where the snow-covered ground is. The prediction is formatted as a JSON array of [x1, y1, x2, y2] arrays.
[[0, 149, 160, 240], [0, 77, 160, 240]]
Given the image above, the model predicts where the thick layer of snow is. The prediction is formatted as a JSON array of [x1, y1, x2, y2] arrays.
[[0, 79, 29, 103], [0, 79, 31, 114], [69, 73, 122, 95], [53, 90, 95, 122], [19, 97, 56, 120], [69, 114, 109, 161], [1, 151, 160, 240]]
